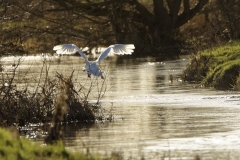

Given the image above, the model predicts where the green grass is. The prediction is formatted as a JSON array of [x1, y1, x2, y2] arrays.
[[0, 127, 206, 160], [0, 128, 96, 160], [183, 40, 240, 90]]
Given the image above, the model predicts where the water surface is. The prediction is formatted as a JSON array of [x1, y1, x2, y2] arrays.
[[1, 54, 240, 159]]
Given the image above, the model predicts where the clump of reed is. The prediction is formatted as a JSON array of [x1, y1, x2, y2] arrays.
[[0, 57, 111, 128]]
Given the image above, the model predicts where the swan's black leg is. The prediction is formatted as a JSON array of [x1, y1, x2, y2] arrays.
[[87, 71, 91, 78]]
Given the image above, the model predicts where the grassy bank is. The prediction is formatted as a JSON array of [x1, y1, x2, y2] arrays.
[[0, 127, 206, 160], [183, 40, 240, 90], [0, 127, 97, 160]]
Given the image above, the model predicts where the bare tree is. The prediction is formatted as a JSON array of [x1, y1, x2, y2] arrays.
[[2, 0, 209, 56]]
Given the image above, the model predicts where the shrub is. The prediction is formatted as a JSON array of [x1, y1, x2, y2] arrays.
[[0, 57, 111, 126]]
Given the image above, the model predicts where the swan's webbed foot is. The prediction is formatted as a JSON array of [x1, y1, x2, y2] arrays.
[[101, 75, 104, 79], [86, 70, 91, 78]]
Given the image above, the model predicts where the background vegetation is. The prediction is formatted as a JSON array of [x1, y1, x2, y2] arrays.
[[183, 40, 240, 90], [180, 0, 240, 90], [1, 0, 239, 57]]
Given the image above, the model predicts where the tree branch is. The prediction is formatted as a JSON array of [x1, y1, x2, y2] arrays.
[[183, 0, 190, 13], [175, 0, 209, 28], [128, 0, 155, 26], [166, 0, 173, 12]]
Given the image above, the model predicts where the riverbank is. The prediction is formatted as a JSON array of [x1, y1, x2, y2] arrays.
[[0, 128, 98, 160], [183, 40, 240, 90]]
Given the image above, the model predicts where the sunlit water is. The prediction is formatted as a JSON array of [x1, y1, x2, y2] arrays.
[[1, 54, 240, 159]]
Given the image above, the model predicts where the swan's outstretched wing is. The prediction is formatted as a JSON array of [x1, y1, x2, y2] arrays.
[[96, 44, 135, 63], [53, 44, 88, 62]]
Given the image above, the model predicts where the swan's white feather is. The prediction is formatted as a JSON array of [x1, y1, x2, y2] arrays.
[[96, 44, 135, 62], [53, 43, 135, 78], [53, 44, 88, 62]]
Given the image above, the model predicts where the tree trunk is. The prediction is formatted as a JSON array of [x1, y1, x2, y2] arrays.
[[152, 0, 172, 43], [151, 0, 209, 45], [109, 2, 126, 43]]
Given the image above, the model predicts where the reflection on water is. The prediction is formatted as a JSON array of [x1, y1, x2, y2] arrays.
[[1, 55, 240, 159]]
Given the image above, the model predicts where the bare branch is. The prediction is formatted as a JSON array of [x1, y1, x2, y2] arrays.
[[175, 0, 209, 28]]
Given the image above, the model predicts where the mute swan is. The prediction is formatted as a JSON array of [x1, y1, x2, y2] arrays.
[[53, 44, 135, 78]]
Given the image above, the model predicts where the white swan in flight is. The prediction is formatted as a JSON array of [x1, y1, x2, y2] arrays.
[[53, 44, 135, 79]]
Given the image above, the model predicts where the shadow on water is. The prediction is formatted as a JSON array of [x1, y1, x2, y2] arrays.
[[1, 54, 240, 159]]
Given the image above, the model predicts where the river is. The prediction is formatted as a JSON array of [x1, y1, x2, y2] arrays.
[[1, 54, 240, 159]]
